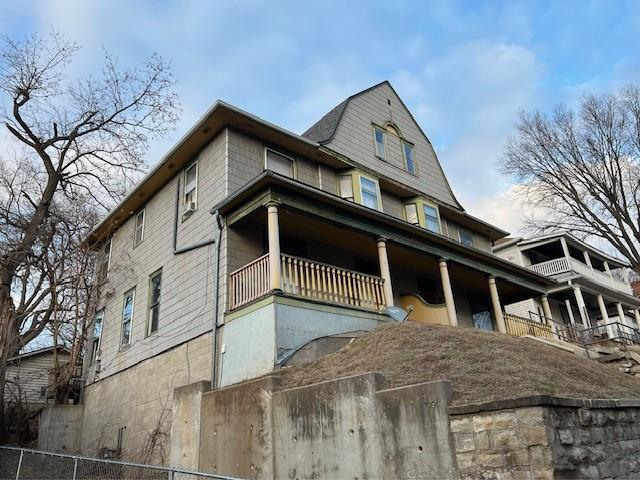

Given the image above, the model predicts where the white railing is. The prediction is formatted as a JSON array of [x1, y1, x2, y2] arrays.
[[228, 254, 386, 311], [280, 254, 386, 311], [528, 257, 632, 294], [228, 254, 270, 310], [527, 257, 570, 276]]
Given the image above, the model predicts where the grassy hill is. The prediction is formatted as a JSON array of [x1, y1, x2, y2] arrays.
[[275, 322, 640, 406]]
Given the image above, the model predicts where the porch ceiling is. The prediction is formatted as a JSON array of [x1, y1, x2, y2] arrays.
[[215, 172, 555, 295]]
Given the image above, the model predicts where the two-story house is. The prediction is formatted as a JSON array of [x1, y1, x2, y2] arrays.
[[494, 234, 640, 339], [78, 81, 553, 460]]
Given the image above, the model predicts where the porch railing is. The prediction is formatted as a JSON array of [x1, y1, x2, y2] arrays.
[[228, 254, 270, 311], [228, 254, 386, 312], [281, 254, 385, 311], [527, 257, 570, 276], [504, 313, 554, 339]]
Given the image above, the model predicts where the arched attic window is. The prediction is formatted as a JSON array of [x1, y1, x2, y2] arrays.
[[385, 122, 401, 137]]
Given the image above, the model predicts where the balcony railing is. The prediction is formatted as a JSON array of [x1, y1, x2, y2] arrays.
[[527, 257, 570, 276], [228, 254, 386, 312]]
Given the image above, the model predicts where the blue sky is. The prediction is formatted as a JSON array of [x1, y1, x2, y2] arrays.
[[1, 0, 639, 233]]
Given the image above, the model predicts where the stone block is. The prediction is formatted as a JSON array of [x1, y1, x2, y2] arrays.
[[578, 409, 593, 426], [475, 431, 490, 451], [576, 465, 600, 479], [529, 445, 553, 469], [456, 452, 476, 471], [454, 432, 475, 453], [505, 448, 530, 467], [473, 411, 517, 432], [477, 452, 507, 468], [450, 417, 473, 433], [490, 429, 521, 450], [558, 429, 573, 445], [566, 447, 588, 465], [516, 407, 545, 427], [590, 426, 604, 444], [522, 426, 549, 446], [597, 460, 621, 478], [531, 468, 554, 480]]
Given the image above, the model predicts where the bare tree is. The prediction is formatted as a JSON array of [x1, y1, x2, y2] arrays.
[[501, 86, 640, 272], [0, 30, 180, 429]]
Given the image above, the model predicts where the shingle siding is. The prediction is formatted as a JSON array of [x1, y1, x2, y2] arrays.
[[323, 83, 460, 208]]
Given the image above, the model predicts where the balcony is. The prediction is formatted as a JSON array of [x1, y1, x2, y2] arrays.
[[527, 257, 631, 294], [228, 253, 386, 312]]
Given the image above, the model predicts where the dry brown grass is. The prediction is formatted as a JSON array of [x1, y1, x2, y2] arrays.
[[274, 322, 640, 406]]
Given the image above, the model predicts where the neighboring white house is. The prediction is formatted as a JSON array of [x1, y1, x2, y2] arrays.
[[493, 233, 640, 334], [4, 346, 72, 407]]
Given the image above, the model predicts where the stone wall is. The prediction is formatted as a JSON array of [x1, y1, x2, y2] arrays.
[[450, 397, 640, 480]]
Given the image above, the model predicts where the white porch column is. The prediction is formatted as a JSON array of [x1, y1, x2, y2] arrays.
[[439, 258, 458, 327], [597, 295, 609, 323], [583, 251, 593, 270], [266, 202, 282, 291], [376, 237, 394, 307], [565, 299, 576, 325], [616, 302, 627, 327], [540, 295, 556, 334], [634, 309, 640, 326], [488, 276, 506, 334], [604, 261, 613, 279], [573, 286, 590, 328]]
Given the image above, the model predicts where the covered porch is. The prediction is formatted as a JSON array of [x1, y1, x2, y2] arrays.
[[218, 173, 553, 335]]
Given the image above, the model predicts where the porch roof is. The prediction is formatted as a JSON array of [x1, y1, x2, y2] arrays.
[[211, 172, 556, 294]]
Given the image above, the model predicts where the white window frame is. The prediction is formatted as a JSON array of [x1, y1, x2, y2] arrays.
[[146, 269, 162, 336], [183, 162, 198, 215], [404, 203, 419, 225], [373, 126, 387, 160], [264, 147, 296, 178], [423, 203, 441, 234], [91, 309, 104, 362], [134, 209, 145, 247], [458, 228, 475, 247], [338, 174, 355, 202], [359, 174, 382, 211], [120, 288, 136, 347], [98, 238, 112, 283], [402, 141, 416, 174]]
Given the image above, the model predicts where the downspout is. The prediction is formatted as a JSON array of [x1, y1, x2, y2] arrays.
[[210, 211, 224, 388]]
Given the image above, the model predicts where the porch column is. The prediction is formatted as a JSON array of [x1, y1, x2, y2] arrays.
[[439, 258, 458, 327], [376, 237, 394, 307], [634, 309, 640, 327], [616, 302, 627, 326], [572, 286, 590, 328], [488, 276, 506, 334], [604, 261, 613, 279], [597, 295, 609, 323], [541, 295, 556, 335], [564, 299, 576, 325], [266, 202, 282, 291], [583, 251, 593, 270]]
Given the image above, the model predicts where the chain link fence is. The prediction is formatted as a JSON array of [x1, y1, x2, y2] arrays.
[[0, 447, 242, 480]]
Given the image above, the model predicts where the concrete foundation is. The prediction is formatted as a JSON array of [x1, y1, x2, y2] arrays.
[[173, 373, 458, 480], [38, 404, 84, 453]]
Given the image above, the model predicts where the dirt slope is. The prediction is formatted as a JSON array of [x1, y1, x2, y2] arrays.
[[275, 322, 640, 406]]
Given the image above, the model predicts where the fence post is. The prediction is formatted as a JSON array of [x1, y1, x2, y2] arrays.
[[73, 457, 78, 480], [169, 468, 175, 480], [15, 450, 23, 480]]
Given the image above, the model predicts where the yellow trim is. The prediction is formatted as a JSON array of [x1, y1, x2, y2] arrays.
[[403, 197, 442, 233], [337, 169, 383, 212]]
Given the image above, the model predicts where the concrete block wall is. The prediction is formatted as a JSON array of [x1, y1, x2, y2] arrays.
[[79, 333, 211, 465]]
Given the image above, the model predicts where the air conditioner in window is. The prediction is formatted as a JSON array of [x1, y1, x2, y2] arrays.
[[184, 201, 197, 214]]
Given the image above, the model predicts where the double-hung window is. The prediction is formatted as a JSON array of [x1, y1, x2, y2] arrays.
[[338, 175, 354, 202], [184, 163, 198, 213], [404, 203, 419, 225], [147, 270, 162, 336], [424, 204, 441, 233], [403, 141, 416, 174], [91, 310, 104, 362], [360, 176, 380, 210], [121, 288, 135, 347], [374, 126, 387, 159], [459, 229, 475, 247], [265, 148, 295, 178], [134, 210, 145, 247], [98, 239, 112, 283]]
